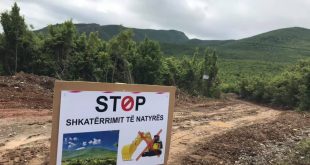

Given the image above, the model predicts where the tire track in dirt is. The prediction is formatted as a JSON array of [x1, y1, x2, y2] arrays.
[[168, 100, 281, 165], [0, 109, 52, 164], [182, 112, 310, 165], [0, 135, 49, 151]]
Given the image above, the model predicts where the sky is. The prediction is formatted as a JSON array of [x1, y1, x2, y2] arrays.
[[63, 130, 119, 151], [1, 0, 310, 40]]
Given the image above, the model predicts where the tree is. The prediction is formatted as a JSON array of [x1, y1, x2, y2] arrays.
[[203, 48, 220, 97], [297, 60, 310, 111], [85, 32, 109, 82], [107, 30, 136, 83], [133, 38, 162, 84], [188, 48, 204, 94], [160, 57, 180, 86], [0, 33, 4, 73], [0, 2, 29, 74], [238, 60, 310, 111], [299, 71, 310, 110], [43, 20, 77, 79], [68, 31, 106, 81], [93, 51, 112, 82]]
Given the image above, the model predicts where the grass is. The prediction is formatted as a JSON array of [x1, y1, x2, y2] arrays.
[[62, 147, 117, 165], [62, 158, 116, 165]]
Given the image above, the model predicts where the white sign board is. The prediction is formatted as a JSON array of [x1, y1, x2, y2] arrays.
[[50, 81, 176, 165]]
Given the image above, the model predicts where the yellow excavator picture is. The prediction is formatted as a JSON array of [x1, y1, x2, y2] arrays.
[[121, 129, 163, 161]]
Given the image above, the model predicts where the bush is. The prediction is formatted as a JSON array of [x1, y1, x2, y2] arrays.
[[238, 60, 310, 111]]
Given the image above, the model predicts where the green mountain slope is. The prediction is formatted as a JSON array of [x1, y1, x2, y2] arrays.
[[236, 27, 310, 47], [37, 24, 310, 62], [160, 39, 234, 56], [160, 27, 310, 62], [217, 27, 310, 61], [62, 147, 116, 161], [37, 23, 189, 44]]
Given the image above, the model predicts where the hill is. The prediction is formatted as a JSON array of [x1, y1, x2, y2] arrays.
[[217, 27, 310, 62], [37, 23, 189, 44], [34, 24, 310, 93], [62, 147, 116, 161], [37, 24, 310, 62], [161, 27, 310, 62]]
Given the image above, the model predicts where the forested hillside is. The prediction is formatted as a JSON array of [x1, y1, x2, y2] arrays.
[[217, 27, 310, 61], [37, 24, 189, 44], [159, 27, 310, 62], [1, 3, 309, 110], [38, 23, 310, 62]]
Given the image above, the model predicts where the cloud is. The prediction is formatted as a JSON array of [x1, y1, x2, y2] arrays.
[[1, 0, 310, 39], [82, 141, 87, 146], [87, 138, 101, 145], [76, 147, 85, 150], [92, 138, 101, 145], [68, 141, 76, 149], [73, 137, 78, 141], [127, 0, 310, 39]]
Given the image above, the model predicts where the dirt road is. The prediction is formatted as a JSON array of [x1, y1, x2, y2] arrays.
[[0, 73, 309, 165], [168, 98, 282, 165]]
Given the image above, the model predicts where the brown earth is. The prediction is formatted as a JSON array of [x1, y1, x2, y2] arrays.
[[181, 112, 310, 165], [0, 73, 309, 165], [0, 72, 54, 109]]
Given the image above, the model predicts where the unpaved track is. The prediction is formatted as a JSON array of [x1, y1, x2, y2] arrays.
[[168, 99, 281, 165], [0, 109, 52, 164]]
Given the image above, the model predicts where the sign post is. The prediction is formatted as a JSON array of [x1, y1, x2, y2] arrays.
[[50, 81, 176, 165]]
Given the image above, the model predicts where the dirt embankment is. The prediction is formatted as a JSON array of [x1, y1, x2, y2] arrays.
[[0, 73, 309, 165], [0, 72, 54, 110]]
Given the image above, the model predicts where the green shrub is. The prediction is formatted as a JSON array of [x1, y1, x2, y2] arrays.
[[238, 60, 310, 111]]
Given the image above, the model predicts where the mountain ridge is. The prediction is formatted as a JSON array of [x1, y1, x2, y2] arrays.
[[37, 23, 189, 44], [36, 24, 310, 61]]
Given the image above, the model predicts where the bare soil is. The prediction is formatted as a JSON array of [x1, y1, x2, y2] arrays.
[[0, 73, 309, 165]]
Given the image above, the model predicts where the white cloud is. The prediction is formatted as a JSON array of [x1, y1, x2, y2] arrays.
[[1, 0, 310, 39], [87, 138, 101, 145], [76, 147, 85, 150], [68, 141, 76, 149], [73, 137, 78, 141], [82, 141, 87, 146], [92, 138, 101, 145]]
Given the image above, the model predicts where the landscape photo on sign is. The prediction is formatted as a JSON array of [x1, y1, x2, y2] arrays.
[[61, 130, 119, 165]]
